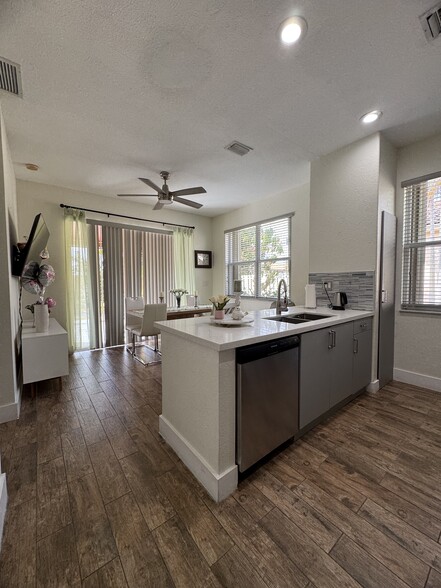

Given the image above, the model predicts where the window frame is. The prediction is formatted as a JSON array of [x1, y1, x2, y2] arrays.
[[224, 213, 293, 299], [401, 171, 441, 313]]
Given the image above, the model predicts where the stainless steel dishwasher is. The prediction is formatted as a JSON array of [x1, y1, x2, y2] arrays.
[[236, 335, 300, 473]]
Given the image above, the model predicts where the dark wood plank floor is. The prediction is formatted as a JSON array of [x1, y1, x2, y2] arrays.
[[1, 346, 441, 587]]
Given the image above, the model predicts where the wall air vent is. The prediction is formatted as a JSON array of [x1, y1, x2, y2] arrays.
[[420, 3, 441, 42], [225, 141, 254, 156], [0, 57, 22, 97]]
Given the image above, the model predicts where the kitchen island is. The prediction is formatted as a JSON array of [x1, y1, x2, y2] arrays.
[[156, 306, 373, 501]]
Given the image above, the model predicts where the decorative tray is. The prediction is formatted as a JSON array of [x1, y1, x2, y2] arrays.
[[210, 315, 254, 327]]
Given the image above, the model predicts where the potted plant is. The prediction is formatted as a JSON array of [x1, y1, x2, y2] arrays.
[[209, 295, 231, 319]]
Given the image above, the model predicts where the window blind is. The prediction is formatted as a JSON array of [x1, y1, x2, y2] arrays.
[[402, 175, 441, 310], [225, 215, 292, 297]]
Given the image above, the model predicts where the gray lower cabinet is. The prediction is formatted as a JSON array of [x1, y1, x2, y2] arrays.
[[330, 322, 355, 407], [299, 322, 353, 429], [353, 323, 373, 393], [299, 327, 333, 429]]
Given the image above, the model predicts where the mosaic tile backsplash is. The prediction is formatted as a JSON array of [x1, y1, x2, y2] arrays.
[[308, 271, 375, 310]]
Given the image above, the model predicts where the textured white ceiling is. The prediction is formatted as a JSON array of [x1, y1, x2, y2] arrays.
[[1, 0, 441, 216]]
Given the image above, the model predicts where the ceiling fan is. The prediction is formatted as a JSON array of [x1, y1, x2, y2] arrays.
[[117, 171, 206, 210]]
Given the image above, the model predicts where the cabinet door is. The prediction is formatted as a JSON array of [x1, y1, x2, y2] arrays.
[[299, 328, 332, 428], [329, 322, 354, 408], [353, 329, 372, 393]]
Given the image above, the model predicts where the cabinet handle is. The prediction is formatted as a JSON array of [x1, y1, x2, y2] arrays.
[[328, 330, 336, 349], [353, 338, 359, 354]]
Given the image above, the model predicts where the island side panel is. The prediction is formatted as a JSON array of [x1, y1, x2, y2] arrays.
[[159, 331, 237, 501]]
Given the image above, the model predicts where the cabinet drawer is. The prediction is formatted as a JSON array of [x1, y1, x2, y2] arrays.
[[353, 317, 372, 334]]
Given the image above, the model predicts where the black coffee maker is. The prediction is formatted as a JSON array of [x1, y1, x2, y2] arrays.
[[332, 292, 348, 310]]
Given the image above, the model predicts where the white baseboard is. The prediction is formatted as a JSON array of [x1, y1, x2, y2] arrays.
[[367, 379, 380, 393], [0, 399, 20, 424], [159, 415, 238, 502], [0, 473, 7, 551], [394, 368, 441, 393]]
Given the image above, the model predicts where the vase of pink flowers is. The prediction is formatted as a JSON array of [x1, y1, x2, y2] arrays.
[[27, 298, 57, 333], [22, 260, 56, 332]]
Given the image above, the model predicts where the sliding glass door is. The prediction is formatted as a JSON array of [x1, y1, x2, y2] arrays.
[[90, 223, 173, 348]]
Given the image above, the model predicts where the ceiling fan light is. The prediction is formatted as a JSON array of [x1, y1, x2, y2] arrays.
[[279, 16, 307, 45], [360, 110, 383, 124]]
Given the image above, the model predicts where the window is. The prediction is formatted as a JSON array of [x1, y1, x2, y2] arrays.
[[402, 173, 441, 311], [225, 215, 292, 298]]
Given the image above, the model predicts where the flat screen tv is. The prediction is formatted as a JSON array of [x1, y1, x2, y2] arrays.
[[11, 213, 50, 276]]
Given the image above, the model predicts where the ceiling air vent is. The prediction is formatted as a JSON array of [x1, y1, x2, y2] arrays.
[[0, 57, 23, 97], [225, 141, 254, 156], [420, 3, 441, 42]]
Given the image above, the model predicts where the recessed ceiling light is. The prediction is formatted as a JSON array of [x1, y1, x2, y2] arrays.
[[360, 110, 383, 124], [278, 16, 308, 45]]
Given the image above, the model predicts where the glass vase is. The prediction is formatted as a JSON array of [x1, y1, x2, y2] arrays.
[[175, 295, 181, 308]]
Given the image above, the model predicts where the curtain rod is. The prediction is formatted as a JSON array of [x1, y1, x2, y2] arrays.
[[59, 203, 195, 229]]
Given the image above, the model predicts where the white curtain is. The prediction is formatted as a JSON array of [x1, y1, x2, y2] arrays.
[[173, 227, 195, 295], [64, 209, 97, 352]]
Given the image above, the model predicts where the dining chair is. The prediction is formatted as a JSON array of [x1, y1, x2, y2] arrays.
[[125, 296, 144, 353], [130, 303, 167, 366]]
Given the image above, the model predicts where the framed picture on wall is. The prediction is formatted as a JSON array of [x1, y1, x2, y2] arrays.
[[194, 250, 212, 268]]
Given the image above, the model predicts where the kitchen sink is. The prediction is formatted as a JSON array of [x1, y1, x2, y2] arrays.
[[265, 312, 331, 325], [292, 313, 331, 320], [266, 316, 308, 324]]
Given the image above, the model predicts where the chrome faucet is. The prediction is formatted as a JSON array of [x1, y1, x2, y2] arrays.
[[276, 278, 289, 314]]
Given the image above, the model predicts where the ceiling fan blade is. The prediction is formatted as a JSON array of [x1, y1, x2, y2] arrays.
[[153, 201, 164, 210], [139, 178, 163, 193], [173, 196, 203, 209], [117, 193, 158, 197], [171, 187, 206, 197]]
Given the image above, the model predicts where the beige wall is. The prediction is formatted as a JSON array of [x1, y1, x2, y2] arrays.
[[310, 134, 380, 274], [0, 107, 20, 422], [211, 183, 310, 311], [309, 133, 397, 384], [394, 133, 441, 384], [16, 180, 214, 330]]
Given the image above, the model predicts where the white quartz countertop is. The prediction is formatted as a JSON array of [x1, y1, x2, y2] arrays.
[[155, 306, 374, 351]]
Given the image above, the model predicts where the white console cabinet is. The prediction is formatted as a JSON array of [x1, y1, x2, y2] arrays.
[[22, 319, 69, 389]]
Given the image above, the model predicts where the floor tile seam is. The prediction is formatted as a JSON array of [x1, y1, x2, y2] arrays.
[[328, 531, 416, 588], [358, 497, 441, 573]]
